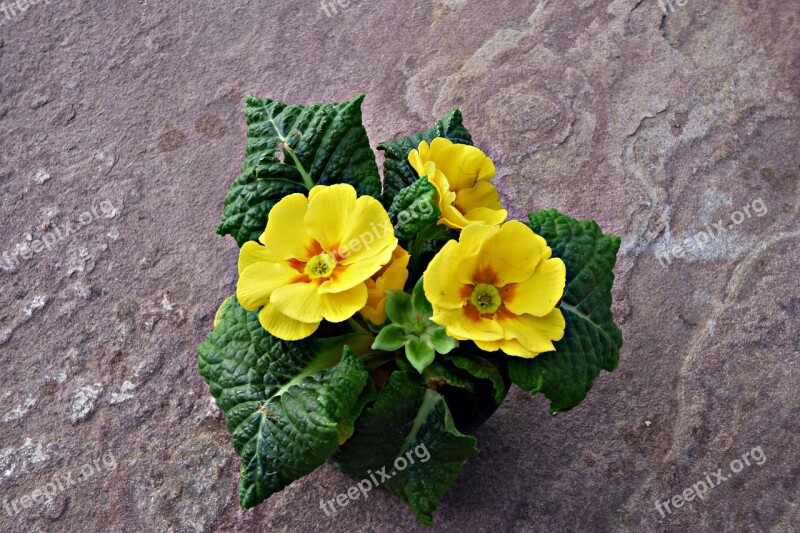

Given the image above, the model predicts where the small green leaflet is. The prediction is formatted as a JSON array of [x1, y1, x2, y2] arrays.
[[508, 209, 623, 412], [197, 297, 372, 508], [334, 371, 479, 526], [378, 108, 473, 206], [217, 94, 381, 246], [373, 277, 458, 373]]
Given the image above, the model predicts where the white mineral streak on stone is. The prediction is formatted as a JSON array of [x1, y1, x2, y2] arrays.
[[110, 380, 136, 405], [69, 383, 104, 422]]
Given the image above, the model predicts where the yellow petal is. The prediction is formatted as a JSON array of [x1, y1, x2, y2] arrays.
[[453, 223, 499, 284], [473, 221, 542, 286], [431, 307, 504, 341], [423, 240, 471, 310], [463, 206, 508, 226], [336, 194, 397, 265], [497, 308, 565, 354], [261, 193, 315, 261], [258, 303, 319, 340], [236, 262, 301, 311], [408, 143, 430, 176], [455, 181, 503, 212], [504, 257, 566, 317], [238, 241, 274, 275], [475, 338, 540, 358], [320, 283, 368, 323], [269, 282, 325, 323], [318, 250, 388, 294], [433, 142, 495, 191], [359, 299, 387, 325], [359, 246, 409, 324], [305, 184, 357, 252]]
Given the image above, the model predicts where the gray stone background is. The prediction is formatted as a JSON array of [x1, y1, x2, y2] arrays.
[[0, 0, 797, 531]]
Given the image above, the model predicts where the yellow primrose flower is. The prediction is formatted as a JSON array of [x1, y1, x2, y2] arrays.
[[408, 137, 507, 230], [423, 221, 566, 358], [236, 184, 398, 340], [359, 245, 410, 325]]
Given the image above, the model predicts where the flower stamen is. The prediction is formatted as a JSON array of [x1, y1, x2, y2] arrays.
[[469, 283, 502, 314], [304, 252, 337, 279]]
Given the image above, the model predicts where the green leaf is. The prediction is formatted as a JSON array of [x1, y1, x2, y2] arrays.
[[197, 297, 372, 508], [387, 178, 440, 241], [411, 275, 433, 317], [508, 209, 623, 412], [334, 371, 479, 525], [428, 328, 457, 355], [378, 108, 472, 206], [422, 360, 476, 393], [372, 324, 407, 351], [443, 352, 507, 405], [385, 290, 414, 328], [217, 94, 381, 246], [405, 336, 436, 374]]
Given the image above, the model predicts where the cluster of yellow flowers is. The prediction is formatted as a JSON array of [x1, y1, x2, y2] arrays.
[[235, 138, 566, 358]]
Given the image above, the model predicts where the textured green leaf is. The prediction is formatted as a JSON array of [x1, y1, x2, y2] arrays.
[[387, 178, 440, 241], [197, 297, 372, 508], [217, 94, 381, 245], [422, 360, 476, 393], [378, 108, 472, 206], [334, 371, 479, 525], [443, 352, 507, 405], [508, 209, 623, 412]]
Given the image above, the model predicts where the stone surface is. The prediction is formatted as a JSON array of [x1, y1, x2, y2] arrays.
[[0, 0, 798, 531]]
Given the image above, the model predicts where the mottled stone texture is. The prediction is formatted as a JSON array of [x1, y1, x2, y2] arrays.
[[0, 0, 797, 531]]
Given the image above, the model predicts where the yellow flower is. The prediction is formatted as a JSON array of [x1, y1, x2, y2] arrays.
[[423, 221, 566, 358], [359, 245, 410, 325], [236, 184, 398, 340], [408, 137, 507, 230]]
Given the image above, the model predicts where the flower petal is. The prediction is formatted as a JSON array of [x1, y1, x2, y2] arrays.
[[258, 304, 319, 341], [261, 193, 315, 261], [455, 181, 503, 212], [305, 184, 357, 252], [432, 141, 496, 191], [431, 307, 504, 341], [236, 262, 301, 311], [337, 194, 397, 265], [497, 308, 565, 354], [503, 257, 566, 317], [474, 338, 539, 358], [463, 206, 508, 226], [238, 241, 274, 275], [269, 282, 325, 323], [423, 240, 471, 309], [318, 243, 395, 294], [320, 283, 368, 323], [473, 220, 542, 286]]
